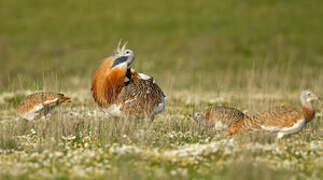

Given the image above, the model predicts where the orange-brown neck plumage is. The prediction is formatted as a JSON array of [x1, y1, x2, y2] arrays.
[[302, 104, 315, 122], [91, 56, 127, 108]]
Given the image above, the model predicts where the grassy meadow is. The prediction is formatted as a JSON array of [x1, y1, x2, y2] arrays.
[[0, 0, 323, 179]]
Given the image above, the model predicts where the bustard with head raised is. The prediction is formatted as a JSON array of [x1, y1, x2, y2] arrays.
[[226, 90, 320, 139]]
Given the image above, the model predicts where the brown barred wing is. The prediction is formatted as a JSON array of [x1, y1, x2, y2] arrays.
[[117, 77, 165, 115], [253, 106, 304, 128], [205, 106, 248, 129], [225, 106, 305, 136], [16, 92, 70, 119]]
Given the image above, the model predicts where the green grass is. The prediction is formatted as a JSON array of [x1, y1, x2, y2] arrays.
[[0, 0, 323, 179], [1, 0, 322, 92]]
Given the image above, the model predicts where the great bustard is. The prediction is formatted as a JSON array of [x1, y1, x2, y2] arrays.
[[91, 42, 165, 119], [226, 90, 320, 139], [194, 106, 248, 131], [16, 92, 71, 121]]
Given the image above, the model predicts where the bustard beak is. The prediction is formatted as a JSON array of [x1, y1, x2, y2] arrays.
[[313, 95, 320, 101], [310, 94, 321, 103]]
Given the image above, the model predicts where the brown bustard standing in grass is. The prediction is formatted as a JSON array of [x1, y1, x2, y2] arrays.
[[16, 92, 71, 121], [226, 90, 320, 139], [91, 42, 165, 119], [194, 106, 249, 131]]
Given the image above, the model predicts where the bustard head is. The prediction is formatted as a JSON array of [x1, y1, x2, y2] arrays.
[[111, 41, 135, 69], [192, 112, 204, 122], [300, 90, 320, 105]]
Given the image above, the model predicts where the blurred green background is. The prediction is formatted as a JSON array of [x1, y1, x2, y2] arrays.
[[0, 0, 322, 92]]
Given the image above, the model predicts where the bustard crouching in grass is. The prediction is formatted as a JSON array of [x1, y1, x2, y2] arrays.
[[226, 90, 320, 139], [16, 92, 71, 121], [91, 42, 165, 119], [194, 106, 248, 131]]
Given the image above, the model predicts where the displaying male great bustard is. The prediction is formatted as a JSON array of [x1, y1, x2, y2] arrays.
[[91, 42, 165, 119], [226, 90, 320, 139]]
